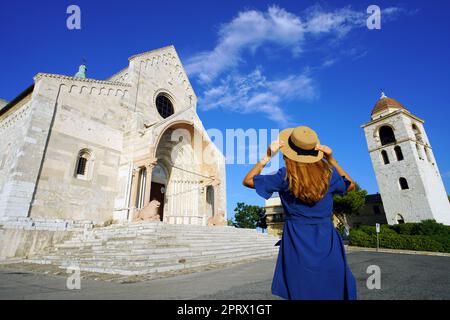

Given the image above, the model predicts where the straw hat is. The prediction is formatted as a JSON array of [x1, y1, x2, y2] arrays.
[[279, 126, 323, 163]]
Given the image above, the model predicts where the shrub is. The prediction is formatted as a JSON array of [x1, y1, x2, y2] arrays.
[[349, 222, 450, 253], [389, 222, 419, 235], [357, 224, 396, 236], [388, 220, 450, 236], [348, 229, 376, 247], [415, 220, 450, 237]]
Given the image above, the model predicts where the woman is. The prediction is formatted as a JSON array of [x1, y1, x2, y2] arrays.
[[243, 125, 357, 300]]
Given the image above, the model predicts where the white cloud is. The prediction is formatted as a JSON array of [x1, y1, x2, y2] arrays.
[[186, 6, 305, 83], [199, 68, 316, 126], [187, 5, 405, 124]]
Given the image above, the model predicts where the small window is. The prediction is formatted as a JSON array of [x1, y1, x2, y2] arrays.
[[155, 94, 174, 119], [396, 214, 405, 224], [75, 149, 93, 179], [76, 157, 87, 175], [379, 126, 396, 146], [381, 150, 390, 164], [399, 177, 409, 190], [412, 124, 423, 142], [394, 146, 404, 161]]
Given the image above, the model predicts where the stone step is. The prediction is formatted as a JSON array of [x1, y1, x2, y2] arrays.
[[48, 247, 279, 275], [37, 246, 280, 269], [56, 234, 274, 248], [25, 222, 280, 277], [34, 240, 278, 261], [47, 241, 278, 260]]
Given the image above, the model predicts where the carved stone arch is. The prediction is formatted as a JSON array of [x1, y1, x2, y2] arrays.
[[60, 83, 69, 93], [151, 119, 195, 160], [80, 86, 89, 94], [69, 84, 78, 93], [373, 123, 396, 144], [108, 88, 114, 96], [90, 87, 98, 95]]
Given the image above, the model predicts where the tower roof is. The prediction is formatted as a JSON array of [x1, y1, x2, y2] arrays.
[[371, 92, 407, 115]]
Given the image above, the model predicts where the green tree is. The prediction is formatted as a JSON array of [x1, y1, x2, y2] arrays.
[[233, 202, 265, 229], [333, 184, 367, 225], [227, 219, 234, 226]]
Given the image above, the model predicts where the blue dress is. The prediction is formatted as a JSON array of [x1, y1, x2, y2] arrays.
[[253, 166, 357, 300]]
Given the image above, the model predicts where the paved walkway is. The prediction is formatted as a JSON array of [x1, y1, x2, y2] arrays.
[[1, 251, 449, 299]]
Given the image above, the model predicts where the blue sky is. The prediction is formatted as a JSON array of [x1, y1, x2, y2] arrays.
[[1, 1, 450, 220]]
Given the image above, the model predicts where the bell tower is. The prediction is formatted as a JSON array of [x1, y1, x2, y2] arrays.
[[362, 92, 450, 225]]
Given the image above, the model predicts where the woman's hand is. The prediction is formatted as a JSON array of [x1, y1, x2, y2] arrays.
[[267, 139, 284, 158], [260, 139, 285, 165], [243, 139, 285, 188], [315, 144, 335, 163]]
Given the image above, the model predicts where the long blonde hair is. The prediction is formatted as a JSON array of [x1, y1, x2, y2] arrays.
[[284, 157, 332, 205]]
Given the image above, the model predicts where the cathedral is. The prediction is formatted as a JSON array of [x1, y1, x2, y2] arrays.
[[362, 92, 450, 225], [0, 45, 227, 227]]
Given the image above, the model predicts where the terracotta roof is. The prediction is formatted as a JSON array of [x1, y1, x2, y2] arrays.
[[372, 96, 406, 115]]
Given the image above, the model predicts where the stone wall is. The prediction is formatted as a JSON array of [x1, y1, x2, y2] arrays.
[[28, 76, 130, 223], [0, 217, 92, 259]]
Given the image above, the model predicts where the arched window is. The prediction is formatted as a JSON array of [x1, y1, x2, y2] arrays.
[[394, 146, 404, 161], [381, 150, 390, 164], [75, 149, 93, 179], [399, 177, 409, 190], [412, 124, 423, 142], [395, 214, 405, 224], [155, 93, 174, 118], [379, 126, 396, 146]]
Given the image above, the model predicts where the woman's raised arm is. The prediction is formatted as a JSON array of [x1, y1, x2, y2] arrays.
[[243, 140, 284, 188], [315, 144, 356, 192]]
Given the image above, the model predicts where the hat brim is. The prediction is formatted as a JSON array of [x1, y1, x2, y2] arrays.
[[278, 128, 323, 164]]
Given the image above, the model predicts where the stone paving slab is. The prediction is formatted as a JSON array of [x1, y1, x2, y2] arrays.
[[1, 251, 449, 300]]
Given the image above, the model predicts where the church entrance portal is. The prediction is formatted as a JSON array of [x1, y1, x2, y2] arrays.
[[150, 164, 168, 221]]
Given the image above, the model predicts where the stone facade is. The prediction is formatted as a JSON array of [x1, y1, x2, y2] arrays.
[[362, 94, 450, 225], [0, 45, 227, 227]]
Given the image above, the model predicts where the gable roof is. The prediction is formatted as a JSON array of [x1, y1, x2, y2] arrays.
[[0, 84, 34, 117]]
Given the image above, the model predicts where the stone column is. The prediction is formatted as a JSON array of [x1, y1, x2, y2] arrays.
[[128, 167, 140, 220], [143, 160, 157, 206]]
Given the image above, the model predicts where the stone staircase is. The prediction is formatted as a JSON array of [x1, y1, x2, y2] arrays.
[[24, 222, 280, 276]]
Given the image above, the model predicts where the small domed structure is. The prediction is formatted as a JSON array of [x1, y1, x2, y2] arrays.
[[371, 91, 406, 116]]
